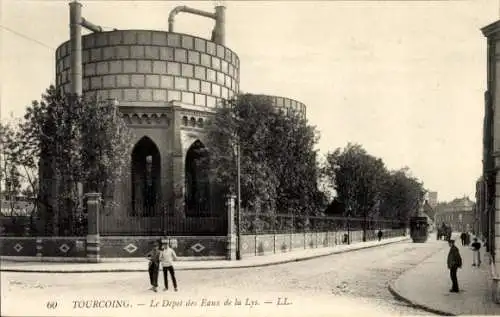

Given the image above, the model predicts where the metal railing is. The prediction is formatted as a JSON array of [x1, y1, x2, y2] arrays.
[[99, 212, 226, 236], [240, 212, 406, 235]]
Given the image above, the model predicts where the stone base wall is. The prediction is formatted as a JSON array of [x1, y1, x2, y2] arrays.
[[0, 237, 87, 257], [0, 236, 227, 259], [241, 229, 406, 257], [100, 236, 227, 257], [0, 229, 406, 261]]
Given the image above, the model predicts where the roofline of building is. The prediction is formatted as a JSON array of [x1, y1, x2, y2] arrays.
[[248, 93, 306, 108], [482, 20, 500, 37]]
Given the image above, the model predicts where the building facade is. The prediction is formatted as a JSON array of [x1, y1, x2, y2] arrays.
[[433, 197, 476, 233], [427, 191, 438, 208], [481, 19, 500, 263]]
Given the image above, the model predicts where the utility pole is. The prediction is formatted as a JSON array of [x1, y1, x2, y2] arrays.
[[236, 138, 241, 260]]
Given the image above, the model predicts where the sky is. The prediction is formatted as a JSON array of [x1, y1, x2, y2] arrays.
[[0, 0, 498, 202]]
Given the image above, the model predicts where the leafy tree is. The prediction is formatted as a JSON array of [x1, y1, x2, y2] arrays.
[[0, 122, 22, 215], [205, 94, 324, 232], [323, 143, 388, 241], [379, 167, 426, 224], [266, 104, 325, 218], [19, 86, 132, 235]]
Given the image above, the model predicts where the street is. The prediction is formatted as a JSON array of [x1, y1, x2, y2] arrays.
[[1, 239, 448, 317]]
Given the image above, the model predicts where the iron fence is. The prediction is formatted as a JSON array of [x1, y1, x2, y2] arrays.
[[1, 171, 407, 238], [98, 176, 227, 236], [240, 213, 406, 235], [0, 213, 87, 237], [99, 213, 226, 236]]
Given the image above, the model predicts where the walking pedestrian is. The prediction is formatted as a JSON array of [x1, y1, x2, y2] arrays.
[[460, 232, 466, 246], [146, 240, 161, 292], [447, 239, 462, 293], [160, 240, 178, 292], [471, 237, 482, 267], [377, 229, 383, 242]]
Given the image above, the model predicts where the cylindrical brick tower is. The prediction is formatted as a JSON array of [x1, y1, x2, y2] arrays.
[[249, 94, 307, 119], [55, 30, 240, 108]]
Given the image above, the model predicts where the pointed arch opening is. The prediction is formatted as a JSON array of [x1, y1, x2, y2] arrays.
[[131, 136, 161, 217], [185, 140, 212, 217]]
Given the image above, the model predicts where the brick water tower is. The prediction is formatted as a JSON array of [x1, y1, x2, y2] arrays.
[[55, 1, 240, 237], [48, 1, 309, 260]]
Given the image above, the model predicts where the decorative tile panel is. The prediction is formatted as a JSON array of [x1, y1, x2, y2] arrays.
[[13, 243, 23, 253], [59, 243, 70, 253], [123, 243, 138, 254], [190, 242, 206, 253]]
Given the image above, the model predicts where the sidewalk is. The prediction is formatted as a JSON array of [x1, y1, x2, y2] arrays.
[[389, 238, 500, 316], [0, 236, 408, 273]]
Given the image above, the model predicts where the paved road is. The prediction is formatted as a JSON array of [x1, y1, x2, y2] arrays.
[[1, 239, 448, 317]]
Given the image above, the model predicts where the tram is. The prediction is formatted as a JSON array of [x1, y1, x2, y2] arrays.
[[409, 216, 429, 243]]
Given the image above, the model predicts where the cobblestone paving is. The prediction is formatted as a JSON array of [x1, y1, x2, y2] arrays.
[[1, 240, 447, 316]]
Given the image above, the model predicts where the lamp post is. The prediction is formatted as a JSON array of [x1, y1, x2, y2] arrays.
[[229, 107, 242, 261], [347, 206, 351, 245], [235, 138, 241, 260]]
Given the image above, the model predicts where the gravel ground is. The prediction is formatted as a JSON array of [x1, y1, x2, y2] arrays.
[[1, 239, 447, 317]]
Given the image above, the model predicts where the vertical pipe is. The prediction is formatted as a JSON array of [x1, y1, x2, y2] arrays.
[[69, 1, 82, 96], [214, 6, 226, 46]]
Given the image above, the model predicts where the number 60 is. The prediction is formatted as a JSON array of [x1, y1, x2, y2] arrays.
[[46, 301, 58, 309]]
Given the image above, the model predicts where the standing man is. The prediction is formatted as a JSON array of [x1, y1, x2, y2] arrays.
[[160, 240, 178, 292], [447, 239, 463, 293], [471, 237, 482, 267]]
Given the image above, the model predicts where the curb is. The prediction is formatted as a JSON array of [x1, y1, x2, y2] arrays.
[[388, 281, 455, 316], [1, 237, 410, 273], [387, 245, 455, 316]]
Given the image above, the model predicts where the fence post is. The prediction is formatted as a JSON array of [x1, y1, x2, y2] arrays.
[[36, 238, 43, 258], [85, 192, 101, 263], [304, 227, 307, 249], [226, 194, 237, 260], [315, 219, 318, 248]]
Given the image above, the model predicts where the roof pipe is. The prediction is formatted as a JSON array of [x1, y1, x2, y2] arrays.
[[81, 17, 103, 33], [69, 1, 83, 97], [69, 0, 104, 97], [168, 5, 226, 45], [214, 6, 226, 46]]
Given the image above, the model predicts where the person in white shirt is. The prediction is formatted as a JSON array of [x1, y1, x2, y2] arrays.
[[159, 241, 178, 291]]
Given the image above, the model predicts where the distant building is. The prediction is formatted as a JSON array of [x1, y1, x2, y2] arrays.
[[434, 196, 475, 233], [427, 191, 438, 208], [481, 19, 500, 262], [423, 200, 436, 222]]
